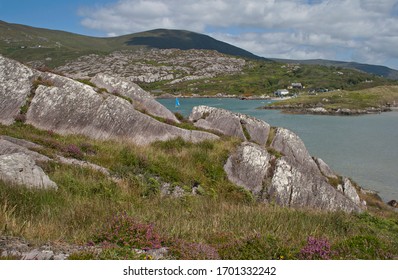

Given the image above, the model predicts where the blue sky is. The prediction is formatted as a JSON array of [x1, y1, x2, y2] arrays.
[[1, 0, 398, 70]]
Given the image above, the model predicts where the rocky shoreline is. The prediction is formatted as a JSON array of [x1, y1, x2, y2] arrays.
[[262, 104, 393, 116]]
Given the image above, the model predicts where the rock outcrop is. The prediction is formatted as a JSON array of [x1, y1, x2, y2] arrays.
[[0, 152, 57, 189], [55, 49, 245, 84], [90, 73, 179, 122], [190, 106, 270, 145], [0, 55, 218, 146], [0, 56, 37, 125], [217, 109, 364, 212], [26, 78, 218, 145], [0, 136, 50, 162]]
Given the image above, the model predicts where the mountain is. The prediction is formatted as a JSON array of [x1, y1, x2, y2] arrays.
[[271, 58, 398, 80], [120, 28, 262, 59], [0, 21, 261, 67], [1, 20, 398, 80]]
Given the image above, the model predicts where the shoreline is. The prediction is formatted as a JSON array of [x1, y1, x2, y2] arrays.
[[261, 104, 393, 116], [155, 94, 290, 102]]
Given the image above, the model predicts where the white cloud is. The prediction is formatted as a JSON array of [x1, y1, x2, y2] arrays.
[[79, 0, 398, 69]]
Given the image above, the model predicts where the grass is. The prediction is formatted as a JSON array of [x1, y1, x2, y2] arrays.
[[1, 122, 398, 259]]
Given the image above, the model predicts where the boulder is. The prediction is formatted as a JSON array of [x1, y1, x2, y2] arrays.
[[0, 152, 57, 189], [224, 134, 363, 213], [91, 73, 179, 122], [0, 55, 37, 125], [25, 77, 218, 145], [190, 106, 270, 145]]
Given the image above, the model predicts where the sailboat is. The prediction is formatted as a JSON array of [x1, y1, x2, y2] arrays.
[[175, 97, 181, 108]]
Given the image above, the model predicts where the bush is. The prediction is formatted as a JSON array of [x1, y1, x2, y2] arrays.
[[299, 236, 334, 260], [65, 144, 84, 160], [94, 213, 165, 250], [169, 239, 220, 260]]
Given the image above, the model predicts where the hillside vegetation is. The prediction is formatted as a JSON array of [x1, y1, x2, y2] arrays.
[[1, 122, 398, 260], [141, 60, 396, 97], [265, 86, 398, 111]]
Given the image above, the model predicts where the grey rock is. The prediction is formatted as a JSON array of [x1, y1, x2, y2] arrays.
[[0, 152, 57, 189], [241, 116, 271, 146], [190, 106, 245, 138], [22, 249, 55, 260], [224, 142, 273, 197], [271, 128, 317, 170], [307, 107, 328, 114], [224, 135, 362, 212], [25, 76, 218, 146], [342, 178, 361, 206], [269, 157, 361, 212], [0, 55, 37, 125], [160, 183, 185, 198], [56, 156, 110, 176], [190, 106, 270, 145], [314, 157, 338, 179], [0, 138, 50, 162], [1, 249, 23, 258], [0, 135, 43, 150], [91, 73, 179, 122]]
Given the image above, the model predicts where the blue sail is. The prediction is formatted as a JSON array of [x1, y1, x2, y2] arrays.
[[175, 97, 181, 107]]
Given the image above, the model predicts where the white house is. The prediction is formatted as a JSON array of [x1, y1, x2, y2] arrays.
[[275, 89, 289, 96]]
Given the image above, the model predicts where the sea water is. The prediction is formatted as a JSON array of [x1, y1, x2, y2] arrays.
[[158, 98, 398, 201]]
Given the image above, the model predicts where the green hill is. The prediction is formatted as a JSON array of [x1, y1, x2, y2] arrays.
[[2, 20, 398, 81], [0, 21, 261, 67]]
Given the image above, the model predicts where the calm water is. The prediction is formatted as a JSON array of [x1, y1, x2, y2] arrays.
[[158, 98, 398, 201]]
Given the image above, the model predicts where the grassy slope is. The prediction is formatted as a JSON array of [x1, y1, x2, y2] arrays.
[[1, 122, 398, 260], [267, 86, 398, 110]]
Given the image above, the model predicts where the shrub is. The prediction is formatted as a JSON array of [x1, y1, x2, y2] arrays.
[[169, 239, 220, 260], [299, 236, 334, 260], [65, 144, 84, 160], [94, 213, 165, 250]]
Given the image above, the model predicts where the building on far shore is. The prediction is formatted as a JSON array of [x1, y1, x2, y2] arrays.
[[274, 89, 289, 96]]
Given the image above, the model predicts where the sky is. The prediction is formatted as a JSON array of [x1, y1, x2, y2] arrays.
[[1, 0, 398, 70]]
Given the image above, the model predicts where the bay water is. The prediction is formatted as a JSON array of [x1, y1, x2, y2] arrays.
[[158, 98, 398, 201]]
